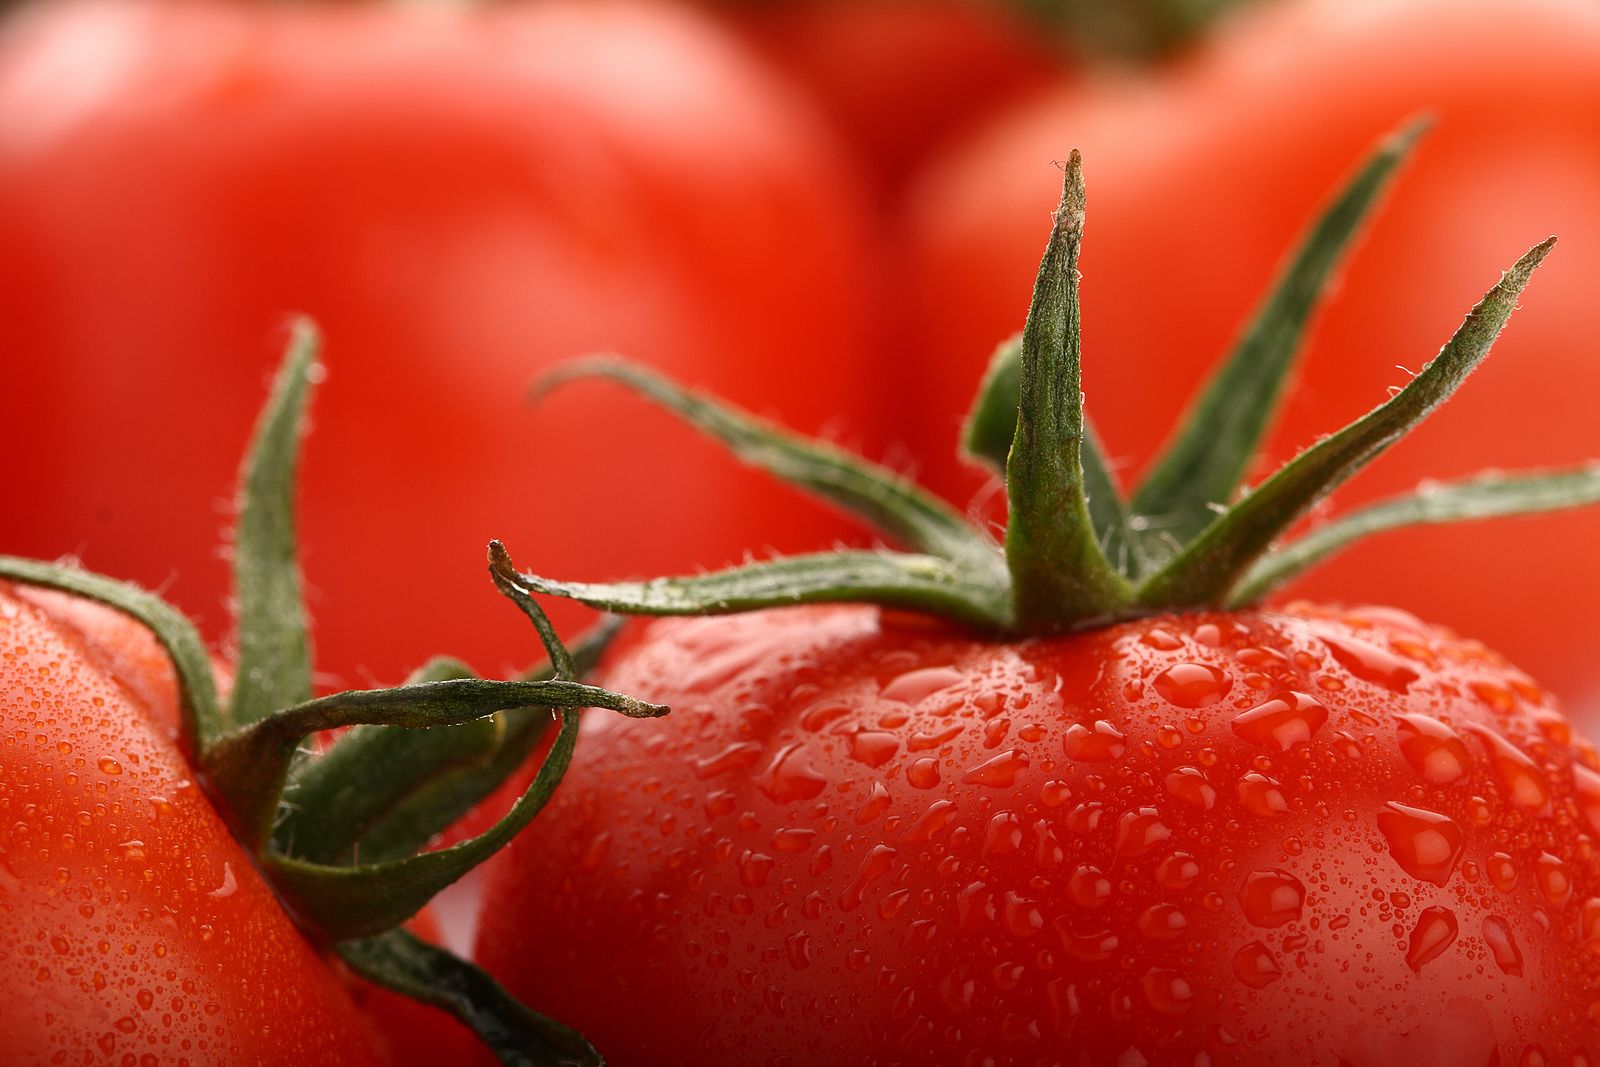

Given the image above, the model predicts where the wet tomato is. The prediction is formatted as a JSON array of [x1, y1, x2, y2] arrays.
[[477, 602, 1600, 1064]]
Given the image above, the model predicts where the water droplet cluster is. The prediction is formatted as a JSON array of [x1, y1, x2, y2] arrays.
[[476, 601, 1600, 1065], [0, 584, 382, 1063]]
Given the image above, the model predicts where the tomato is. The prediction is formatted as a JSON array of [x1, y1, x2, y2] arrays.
[[0, 580, 385, 1063], [735, 0, 1059, 198], [902, 0, 1600, 712], [476, 602, 1600, 1063], [0, 0, 879, 687]]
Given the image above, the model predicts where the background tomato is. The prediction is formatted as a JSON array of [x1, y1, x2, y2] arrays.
[[476, 603, 1600, 1063], [903, 0, 1600, 715], [0, 0, 880, 687], [735, 0, 1059, 199], [0, 580, 385, 1064]]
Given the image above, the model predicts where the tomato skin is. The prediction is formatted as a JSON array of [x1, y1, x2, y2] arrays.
[[0, 582, 383, 1064], [735, 0, 1058, 197], [903, 0, 1600, 712], [0, 0, 878, 686], [477, 602, 1600, 1064]]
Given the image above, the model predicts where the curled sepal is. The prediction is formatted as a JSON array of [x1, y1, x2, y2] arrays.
[[0, 556, 224, 756], [1137, 236, 1556, 610], [534, 358, 998, 572], [511, 550, 1014, 632], [230, 318, 319, 728], [1229, 464, 1600, 606], [204, 675, 665, 855], [323, 617, 625, 867], [337, 928, 599, 1067], [1004, 150, 1133, 628], [1131, 119, 1427, 539], [962, 332, 1137, 576], [267, 702, 582, 940]]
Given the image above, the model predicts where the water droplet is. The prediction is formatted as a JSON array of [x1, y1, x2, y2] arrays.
[[1232, 941, 1281, 988], [1141, 628, 1184, 651], [840, 845, 897, 912], [786, 932, 811, 971], [1321, 634, 1419, 692], [1157, 852, 1201, 890], [881, 667, 964, 704], [1236, 773, 1290, 817], [1482, 916, 1523, 976], [1469, 727, 1550, 810], [1239, 869, 1305, 928], [1164, 767, 1217, 811], [962, 748, 1029, 788], [1063, 720, 1126, 762], [1057, 922, 1119, 961], [1395, 713, 1471, 784], [207, 863, 237, 900], [958, 881, 996, 930], [757, 743, 828, 804], [906, 757, 942, 789], [772, 828, 817, 853], [1582, 898, 1600, 956], [1068, 865, 1112, 909], [800, 703, 850, 732], [692, 740, 764, 780], [854, 783, 892, 825], [984, 812, 1023, 858], [1405, 906, 1459, 973], [1231, 692, 1328, 751], [1002, 892, 1044, 938], [1140, 968, 1193, 1016], [1489, 852, 1518, 892], [1376, 802, 1464, 887], [1153, 663, 1231, 709], [849, 731, 899, 768], [1138, 904, 1188, 941], [1573, 764, 1600, 835], [738, 851, 774, 887], [1116, 808, 1171, 858], [1536, 852, 1572, 907], [904, 799, 957, 843], [97, 757, 122, 776]]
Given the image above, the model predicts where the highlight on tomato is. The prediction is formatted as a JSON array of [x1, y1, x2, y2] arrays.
[[0, 323, 666, 1064], [474, 133, 1600, 1062], [902, 0, 1600, 714], [0, 0, 880, 689]]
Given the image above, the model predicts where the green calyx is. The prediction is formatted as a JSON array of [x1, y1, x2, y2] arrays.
[[0, 322, 663, 1066], [520, 119, 1600, 639]]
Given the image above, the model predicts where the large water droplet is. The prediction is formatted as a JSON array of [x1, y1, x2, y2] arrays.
[[1231, 692, 1329, 751], [1140, 968, 1193, 1016], [984, 812, 1023, 859], [840, 845, 897, 912], [1395, 713, 1470, 784], [1116, 808, 1171, 858], [1535, 852, 1572, 907], [1239, 869, 1305, 928], [757, 743, 828, 804], [962, 748, 1029, 788], [1068, 865, 1111, 909], [1232, 941, 1282, 988], [692, 740, 764, 780], [1063, 720, 1126, 762], [1153, 663, 1231, 709], [1376, 802, 1464, 887], [1321, 634, 1419, 692], [1138, 904, 1188, 941], [1236, 773, 1290, 817], [881, 667, 964, 704], [1164, 767, 1217, 811], [1405, 906, 1458, 973], [1582, 898, 1600, 956], [906, 757, 942, 789], [1482, 916, 1523, 976], [1469, 727, 1550, 810], [849, 731, 899, 768]]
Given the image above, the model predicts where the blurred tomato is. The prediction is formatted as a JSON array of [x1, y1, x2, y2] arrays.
[[736, 0, 1059, 198], [904, 0, 1600, 712], [0, 0, 880, 686]]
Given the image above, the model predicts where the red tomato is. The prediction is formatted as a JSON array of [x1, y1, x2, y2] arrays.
[[477, 602, 1600, 1063], [0, 580, 385, 1063], [736, 0, 1059, 197], [0, 0, 878, 686], [903, 0, 1600, 712]]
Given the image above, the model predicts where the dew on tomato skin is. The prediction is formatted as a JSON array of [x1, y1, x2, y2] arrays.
[[756, 743, 828, 804], [1231, 692, 1329, 751], [1157, 852, 1201, 891], [1536, 853, 1573, 907], [908, 724, 964, 752], [1163, 767, 1217, 812], [1141, 628, 1184, 651], [1482, 915, 1524, 976], [879, 666, 965, 705], [1469, 726, 1551, 810], [1153, 663, 1231, 709], [1239, 869, 1305, 928], [1376, 802, 1464, 888], [1001, 892, 1044, 938], [1056, 920, 1119, 962], [1319, 633, 1421, 693], [853, 784, 891, 826], [691, 740, 764, 780], [848, 731, 899, 768], [1404, 905, 1459, 973], [962, 749, 1028, 788], [1232, 941, 1282, 989], [1236, 774, 1290, 817], [1138, 903, 1188, 941], [1115, 808, 1171, 859], [839, 845, 897, 913], [1140, 968, 1193, 1016], [903, 799, 957, 843], [1395, 713, 1471, 784], [1571, 764, 1600, 836], [983, 812, 1023, 859], [905, 757, 942, 790], [1062, 719, 1126, 762]]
